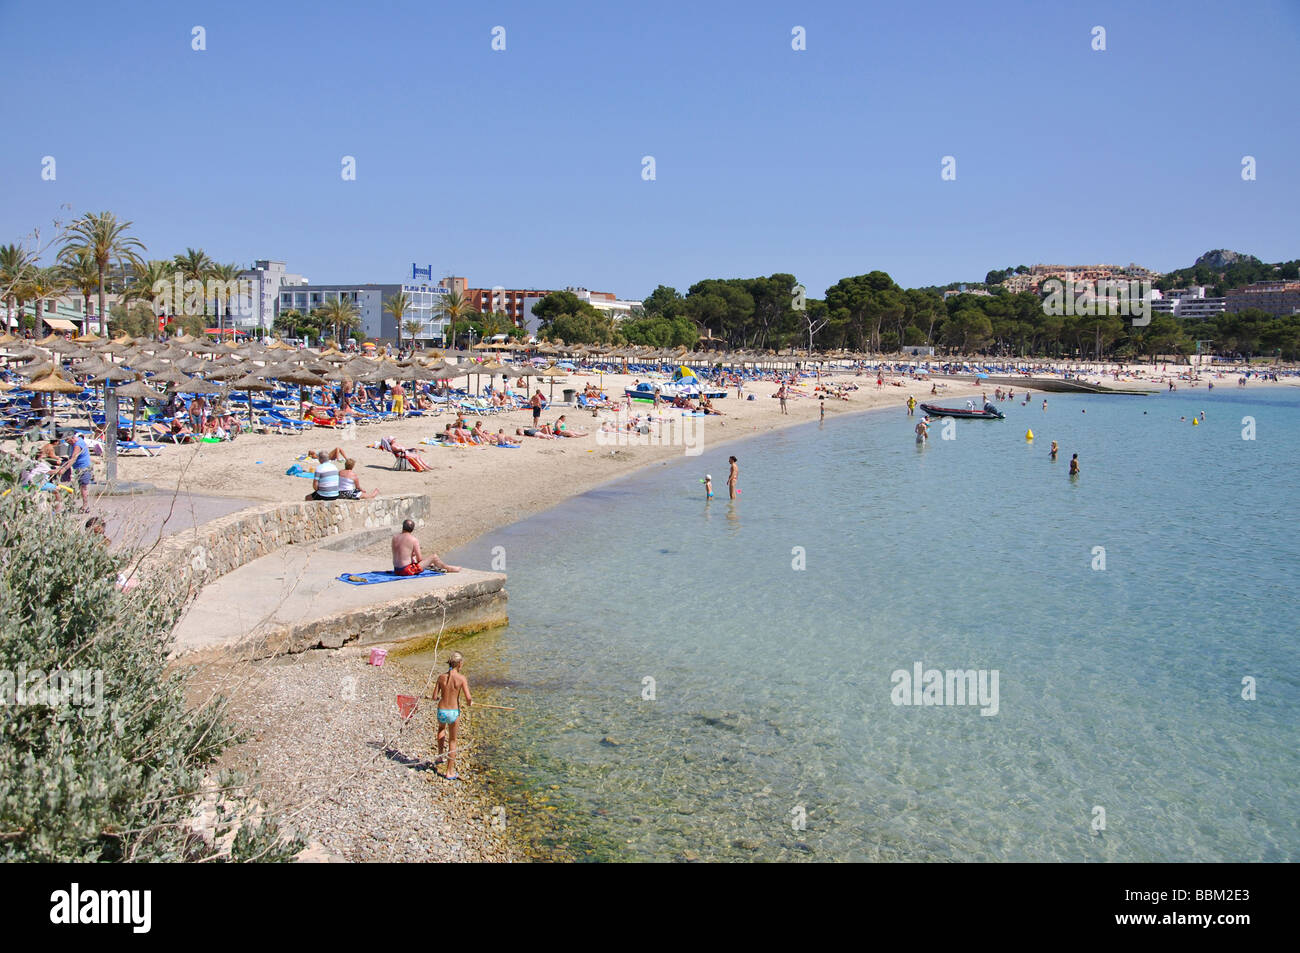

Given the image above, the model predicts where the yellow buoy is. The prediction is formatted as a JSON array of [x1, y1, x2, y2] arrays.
[[1192, 418, 1199, 426], [1025, 429, 1034, 440]]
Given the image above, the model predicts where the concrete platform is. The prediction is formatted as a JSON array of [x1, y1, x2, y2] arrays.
[[169, 539, 507, 664]]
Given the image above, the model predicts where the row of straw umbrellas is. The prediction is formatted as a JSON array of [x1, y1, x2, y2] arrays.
[[0, 333, 603, 443], [2, 331, 915, 427]]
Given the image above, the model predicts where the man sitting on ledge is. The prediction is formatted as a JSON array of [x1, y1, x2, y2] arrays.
[[392, 519, 461, 575]]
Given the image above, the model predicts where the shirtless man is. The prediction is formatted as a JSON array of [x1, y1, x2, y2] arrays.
[[391, 518, 461, 575], [432, 652, 472, 780]]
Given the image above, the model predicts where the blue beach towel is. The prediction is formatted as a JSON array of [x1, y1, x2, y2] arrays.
[[286, 463, 314, 478], [337, 569, 446, 586]]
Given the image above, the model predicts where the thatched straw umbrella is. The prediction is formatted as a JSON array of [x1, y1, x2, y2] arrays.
[[228, 374, 275, 425], [26, 369, 84, 435], [112, 379, 161, 440], [265, 365, 326, 418]]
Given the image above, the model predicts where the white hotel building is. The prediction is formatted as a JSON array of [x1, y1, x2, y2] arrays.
[[278, 279, 451, 343]]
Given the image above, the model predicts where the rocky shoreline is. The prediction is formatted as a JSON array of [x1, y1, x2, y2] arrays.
[[185, 645, 511, 862]]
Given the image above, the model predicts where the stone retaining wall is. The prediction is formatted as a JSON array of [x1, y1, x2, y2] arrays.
[[148, 494, 432, 591]]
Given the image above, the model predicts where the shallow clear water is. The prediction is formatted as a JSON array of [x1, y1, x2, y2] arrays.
[[434, 385, 1300, 861]]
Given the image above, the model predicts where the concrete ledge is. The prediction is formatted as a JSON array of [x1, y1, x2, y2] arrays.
[[145, 494, 433, 592], [170, 541, 507, 664]]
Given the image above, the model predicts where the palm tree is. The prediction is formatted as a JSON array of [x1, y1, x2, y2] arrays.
[[208, 261, 242, 339], [402, 319, 423, 348], [120, 259, 176, 337], [24, 266, 71, 332], [0, 243, 34, 331], [316, 295, 359, 347], [437, 289, 474, 350], [384, 290, 411, 349], [59, 211, 146, 335], [172, 247, 214, 324], [273, 308, 304, 338], [61, 249, 101, 334]]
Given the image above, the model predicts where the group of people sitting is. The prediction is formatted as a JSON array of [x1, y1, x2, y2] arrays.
[[668, 393, 722, 415], [305, 447, 379, 501], [438, 416, 517, 446], [152, 391, 239, 442]]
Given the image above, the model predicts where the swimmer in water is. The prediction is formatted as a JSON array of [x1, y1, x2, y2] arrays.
[[703, 474, 714, 499], [1069, 453, 1080, 476], [1050, 441, 1058, 460]]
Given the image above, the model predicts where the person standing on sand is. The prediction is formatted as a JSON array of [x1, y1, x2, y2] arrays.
[[778, 384, 788, 415], [727, 455, 739, 499], [531, 389, 544, 428], [391, 518, 461, 575], [433, 652, 472, 780]]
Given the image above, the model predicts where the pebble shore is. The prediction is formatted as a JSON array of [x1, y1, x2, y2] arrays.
[[185, 645, 511, 862]]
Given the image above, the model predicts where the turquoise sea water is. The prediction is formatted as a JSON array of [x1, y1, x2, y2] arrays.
[[438, 386, 1300, 862]]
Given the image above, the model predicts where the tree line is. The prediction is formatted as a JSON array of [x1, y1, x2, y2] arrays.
[[523, 271, 1300, 360]]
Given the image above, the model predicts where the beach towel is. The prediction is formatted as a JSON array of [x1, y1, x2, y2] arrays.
[[285, 463, 315, 478], [337, 569, 446, 586]]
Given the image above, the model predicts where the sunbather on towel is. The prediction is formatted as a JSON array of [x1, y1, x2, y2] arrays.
[[516, 427, 556, 439], [392, 519, 460, 574]]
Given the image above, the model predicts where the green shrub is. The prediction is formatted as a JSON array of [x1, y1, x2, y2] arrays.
[[0, 461, 301, 862]]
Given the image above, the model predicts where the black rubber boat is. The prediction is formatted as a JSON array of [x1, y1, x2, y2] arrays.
[[919, 402, 1005, 420]]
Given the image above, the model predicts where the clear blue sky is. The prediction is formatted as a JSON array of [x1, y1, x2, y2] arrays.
[[3, 0, 1297, 299]]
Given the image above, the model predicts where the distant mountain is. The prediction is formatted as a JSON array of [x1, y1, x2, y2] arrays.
[[1193, 249, 1259, 270], [1157, 251, 1297, 294]]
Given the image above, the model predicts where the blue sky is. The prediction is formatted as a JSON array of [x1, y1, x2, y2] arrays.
[[3, 0, 1297, 299]]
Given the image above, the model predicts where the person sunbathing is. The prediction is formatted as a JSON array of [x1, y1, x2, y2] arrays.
[[379, 435, 431, 468], [471, 421, 494, 444], [152, 418, 195, 443], [551, 415, 587, 437], [516, 427, 556, 439], [337, 458, 379, 499]]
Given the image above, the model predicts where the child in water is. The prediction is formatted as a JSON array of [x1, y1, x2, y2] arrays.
[[702, 474, 713, 499]]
